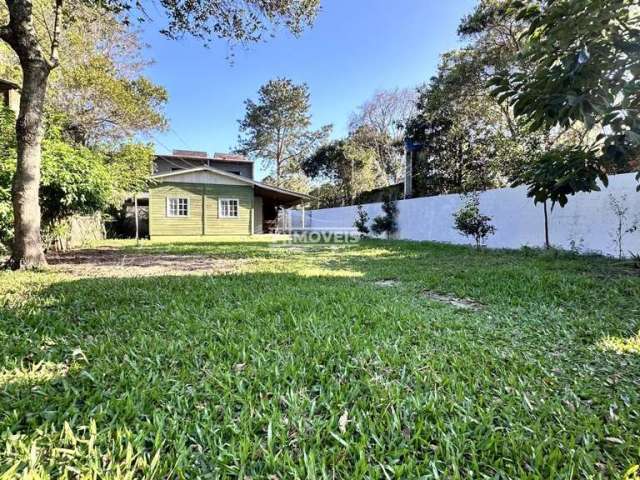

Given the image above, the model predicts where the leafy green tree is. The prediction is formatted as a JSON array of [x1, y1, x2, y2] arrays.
[[490, 0, 640, 190], [0, 1, 168, 145], [0, 108, 154, 251], [371, 195, 398, 239], [307, 182, 343, 209], [453, 192, 496, 250], [0, 0, 320, 269], [407, 51, 516, 196], [301, 137, 377, 205], [238, 78, 331, 186]]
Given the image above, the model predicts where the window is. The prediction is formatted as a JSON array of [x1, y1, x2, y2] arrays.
[[219, 198, 239, 218], [167, 197, 189, 217]]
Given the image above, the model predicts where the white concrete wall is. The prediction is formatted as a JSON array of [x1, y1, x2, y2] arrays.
[[290, 172, 640, 257]]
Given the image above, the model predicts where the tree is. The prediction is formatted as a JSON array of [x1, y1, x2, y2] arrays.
[[406, 51, 516, 196], [353, 205, 370, 238], [301, 137, 377, 205], [453, 192, 496, 250], [0, 2, 169, 145], [1, 0, 320, 269], [238, 78, 330, 187], [349, 88, 417, 185], [608, 193, 638, 260], [490, 0, 640, 191], [0, 107, 154, 251], [371, 194, 398, 239], [456, 0, 611, 246]]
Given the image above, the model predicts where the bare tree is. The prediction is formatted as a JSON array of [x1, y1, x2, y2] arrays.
[[349, 87, 417, 185]]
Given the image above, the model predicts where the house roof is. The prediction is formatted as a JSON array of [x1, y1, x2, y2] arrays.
[[151, 166, 311, 205]]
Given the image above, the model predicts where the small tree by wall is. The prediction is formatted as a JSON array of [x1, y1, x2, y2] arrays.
[[608, 194, 639, 260], [353, 205, 370, 238], [371, 195, 398, 239], [453, 193, 496, 250]]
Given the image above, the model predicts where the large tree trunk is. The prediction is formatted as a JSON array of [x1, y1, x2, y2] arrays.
[[7, 61, 50, 269], [1, 0, 61, 270]]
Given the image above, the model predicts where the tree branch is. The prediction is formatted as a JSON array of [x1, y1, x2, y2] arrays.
[[49, 0, 63, 68], [0, 24, 13, 45]]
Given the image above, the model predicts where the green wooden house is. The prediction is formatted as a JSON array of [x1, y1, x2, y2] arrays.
[[147, 151, 308, 237]]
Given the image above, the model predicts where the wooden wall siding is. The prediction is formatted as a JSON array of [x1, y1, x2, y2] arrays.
[[149, 182, 253, 236], [204, 184, 253, 235]]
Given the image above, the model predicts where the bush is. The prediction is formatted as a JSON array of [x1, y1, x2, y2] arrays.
[[353, 205, 370, 238], [371, 195, 398, 239], [453, 193, 496, 250], [0, 108, 154, 249]]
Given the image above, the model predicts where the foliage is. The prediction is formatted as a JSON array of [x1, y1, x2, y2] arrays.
[[511, 147, 607, 208], [0, 107, 15, 247], [453, 193, 496, 249], [237, 78, 331, 186], [0, 109, 153, 250], [105, 142, 156, 196], [349, 88, 417, 185], [103, 0, 320, 46], [370, 195, 398, 238], [490, 0, 640, 190], [406, 50, 523, 196], [0, 238, 639, 477], [307, 183, 342, 209], [261, 171, 312, 195], [0, 1, 169, 144], [353, 205, 370, 238], [302, 137, 377, 204]]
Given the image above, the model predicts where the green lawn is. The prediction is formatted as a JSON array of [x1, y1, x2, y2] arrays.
[[1, 238, 639, 479]]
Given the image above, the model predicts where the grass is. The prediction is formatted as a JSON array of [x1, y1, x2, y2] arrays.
[[1, 237, 640, 479]]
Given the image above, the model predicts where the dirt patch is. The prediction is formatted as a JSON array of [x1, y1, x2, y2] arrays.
[[47, 248, 243, 278], [422, 290, 483, 311], [374, 279, 401, 287]]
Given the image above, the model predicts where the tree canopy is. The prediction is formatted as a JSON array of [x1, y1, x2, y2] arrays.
[[237, 78, 331, 187], [301, 137, 377, 204], [0, 1, 168, 144], [490, 0, 640, 192]]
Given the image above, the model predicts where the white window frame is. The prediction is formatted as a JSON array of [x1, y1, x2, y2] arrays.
[[166, 197, 190, 217], [219, 198, 240, 219]]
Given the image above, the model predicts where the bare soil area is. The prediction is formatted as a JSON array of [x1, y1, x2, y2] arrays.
[[47, 248, 243, 278]]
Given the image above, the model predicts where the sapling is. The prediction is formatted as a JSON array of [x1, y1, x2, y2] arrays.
[[353, 205, 370, 238], [453, 193, 496, 250], [371, 195, 398, 239], [608, 194, 639, 260]]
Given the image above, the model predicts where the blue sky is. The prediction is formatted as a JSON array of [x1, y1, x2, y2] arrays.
[[141, 0, 476, 179]]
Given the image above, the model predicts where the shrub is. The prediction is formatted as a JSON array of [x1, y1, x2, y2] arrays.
[[371, 195, 398, 239], [353, 205, 370, 238], [453, 193, 496, 250]]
